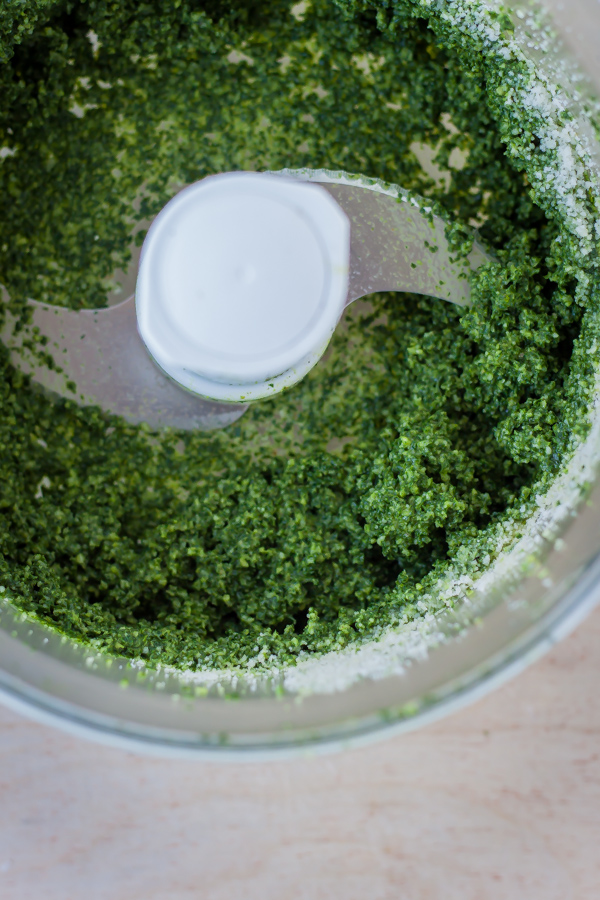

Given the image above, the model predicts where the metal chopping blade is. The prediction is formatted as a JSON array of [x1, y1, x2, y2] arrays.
[[0, 169, 492, 431]]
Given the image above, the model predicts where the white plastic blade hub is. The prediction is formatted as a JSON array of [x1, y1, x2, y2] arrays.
[[135, 171, 350, 402]]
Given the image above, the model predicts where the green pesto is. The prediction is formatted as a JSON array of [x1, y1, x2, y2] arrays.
[[0, 0, 599, 675]]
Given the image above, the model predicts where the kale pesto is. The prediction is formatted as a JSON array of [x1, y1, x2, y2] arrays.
[[0, 0, 599, 680]]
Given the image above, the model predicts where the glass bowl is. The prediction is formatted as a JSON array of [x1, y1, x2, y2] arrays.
[[1, 0, 599, 758]]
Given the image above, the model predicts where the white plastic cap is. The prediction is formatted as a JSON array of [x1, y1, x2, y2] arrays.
[[135, 171, 350, 402]]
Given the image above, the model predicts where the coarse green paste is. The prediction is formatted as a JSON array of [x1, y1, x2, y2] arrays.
[[0, 0, 599, 679]]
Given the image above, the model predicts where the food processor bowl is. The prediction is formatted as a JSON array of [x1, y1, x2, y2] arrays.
[[0, 0, 599, 758]]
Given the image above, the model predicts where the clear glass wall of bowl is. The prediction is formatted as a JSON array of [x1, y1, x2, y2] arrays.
[[0, 0, 599, 758]]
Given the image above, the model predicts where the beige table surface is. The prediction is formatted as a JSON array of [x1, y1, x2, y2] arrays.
[[0, 603, 598, 900]]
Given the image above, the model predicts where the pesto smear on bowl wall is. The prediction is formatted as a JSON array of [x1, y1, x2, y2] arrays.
[[0, 0, 599, 682]]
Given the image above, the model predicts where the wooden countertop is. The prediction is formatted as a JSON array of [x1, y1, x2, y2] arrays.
[[0, 602, 598, 899]]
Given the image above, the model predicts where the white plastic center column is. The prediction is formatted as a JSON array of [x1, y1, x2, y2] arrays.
[[135, 172, 350, 402]]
